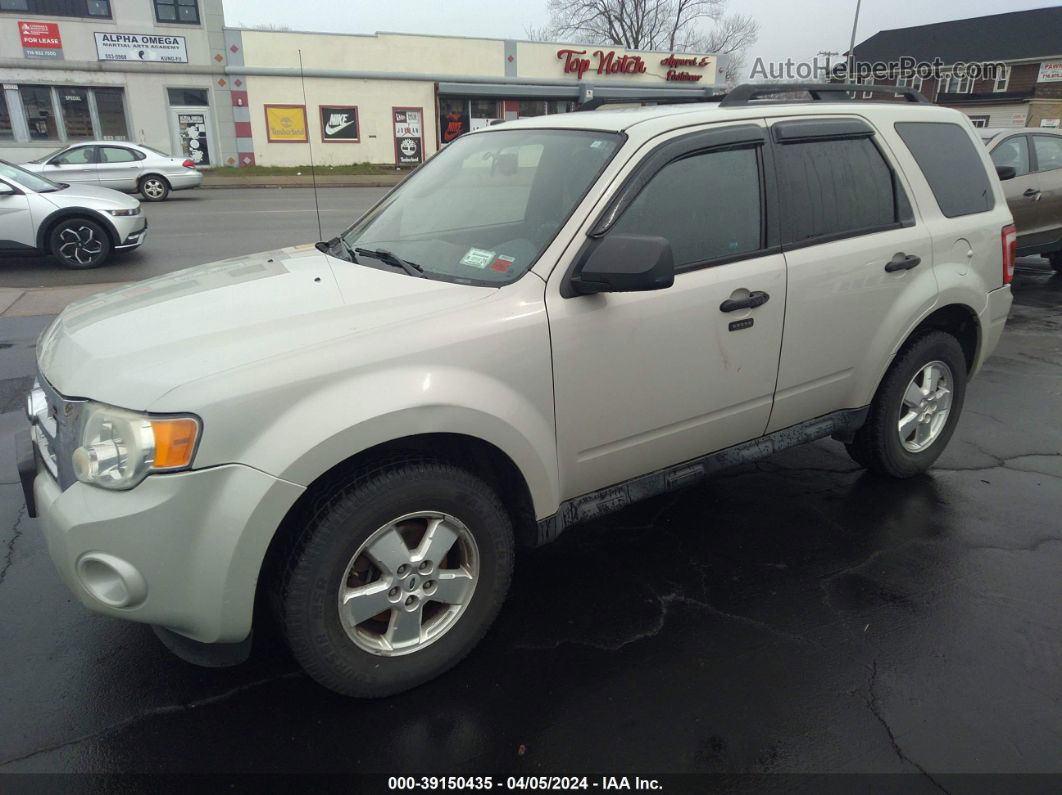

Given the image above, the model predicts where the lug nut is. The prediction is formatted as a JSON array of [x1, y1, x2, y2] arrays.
[[389, 587, 400, 598], [424, 580, 436, 592], [397, 564, 409, 576], [405, 595, 418, 607], [418, 560, 432, 573]]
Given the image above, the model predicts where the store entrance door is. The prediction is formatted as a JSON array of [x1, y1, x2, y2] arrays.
[[169, 107, 214, 166]]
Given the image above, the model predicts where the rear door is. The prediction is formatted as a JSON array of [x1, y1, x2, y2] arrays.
[[990, 134, 1042, 248], [767, 116, 937, 431], [97, 145, 143, 191], [41, 145, 98, 185], [547, 122, 788, 499], [1030, 133, 1062, 248]]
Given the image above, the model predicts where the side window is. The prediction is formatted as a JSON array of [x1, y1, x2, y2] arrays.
[[990, 136, 1030, 177], [52, 147, 96, 165], [100, 146, 138, 163], [776, 136, 901, 244], [895, 122, 994, 217], [609, 146, 762, 268], [1032, 135, 1062, 173]]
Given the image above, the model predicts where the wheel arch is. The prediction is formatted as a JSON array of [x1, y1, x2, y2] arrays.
[[139, 173, 170, 190], [37, 207, 121, 251]]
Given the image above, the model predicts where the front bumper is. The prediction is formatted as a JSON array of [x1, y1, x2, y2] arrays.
[[29, 457, 304, 644], [113, 216, 148, 250], [974, 284, 1013, 376]]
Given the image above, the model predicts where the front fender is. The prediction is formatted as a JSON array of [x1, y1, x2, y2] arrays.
[[35, 207, 121, 250]]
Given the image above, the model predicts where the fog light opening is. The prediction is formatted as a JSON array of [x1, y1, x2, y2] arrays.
[[76, 553, 147, 608]]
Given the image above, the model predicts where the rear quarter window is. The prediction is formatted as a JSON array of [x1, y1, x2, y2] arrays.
[[895, 122, 994, 218]]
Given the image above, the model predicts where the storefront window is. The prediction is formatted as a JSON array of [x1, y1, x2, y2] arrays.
[[20, 85, 58, 141], [94, 88, 128, 139], [549, 101, 576, 114], [167, 88, 209, 106], [0, 92, 12, 140], [0, 0, 110, 18], [470, 99, 499, 119], [516, 100, 547, 118], [439, 97, 469, 145], [58, 88, 93, 139]]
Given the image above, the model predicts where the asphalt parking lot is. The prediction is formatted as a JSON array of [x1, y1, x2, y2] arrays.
[[0, 226, 1058, 782], [0, 186, 390, 288]]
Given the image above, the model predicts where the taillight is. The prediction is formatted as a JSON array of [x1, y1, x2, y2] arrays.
[[1001, 224, 1017, 285], [181, 159, 196, 169]]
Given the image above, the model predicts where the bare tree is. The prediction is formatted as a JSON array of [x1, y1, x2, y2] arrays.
[[540, 0, 757, 85]]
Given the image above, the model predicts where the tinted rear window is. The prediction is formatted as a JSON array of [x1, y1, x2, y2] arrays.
[[895, 122, 994, 217]]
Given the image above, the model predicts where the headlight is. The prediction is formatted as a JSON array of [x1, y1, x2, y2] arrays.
[[105, 208, 141, 217], [72, 403, 200, 490]]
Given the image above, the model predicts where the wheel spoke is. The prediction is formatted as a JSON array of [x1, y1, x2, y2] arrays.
[[898, 410, 920, 440], [903, 381, 925, 409], [365, 528, 411, 576], [385, 606, 423, 648], [915, 420, 931, 446], [341, 581, 393, 626], [429, 569, 474, 605], [923, 365, 940, 395], [413, 517, 459, 564], [936, 387, 952, 412]]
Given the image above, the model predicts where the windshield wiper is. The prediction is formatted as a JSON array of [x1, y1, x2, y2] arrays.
[[353, 247, 425, 278], [315, 236, 355, 262]]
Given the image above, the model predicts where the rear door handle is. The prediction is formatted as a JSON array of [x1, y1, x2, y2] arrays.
[[884, 252, 921, 272], [1024, 188, 1041, 200], [720, 290, 770, 312]]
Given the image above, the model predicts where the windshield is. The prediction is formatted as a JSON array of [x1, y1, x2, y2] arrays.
[[341, 128, 623, 285], [0, 160, 63, 193]]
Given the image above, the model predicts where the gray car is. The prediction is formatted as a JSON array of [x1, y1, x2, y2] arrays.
[[21, 141, 204, 202]]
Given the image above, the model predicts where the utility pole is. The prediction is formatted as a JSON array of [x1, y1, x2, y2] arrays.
[[847, 0, 863, 80]]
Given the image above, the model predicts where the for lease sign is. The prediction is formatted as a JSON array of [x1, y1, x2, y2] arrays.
[[19, 20, 63, 59], [1038, 61, 1062, 82], [94, 32, 188, 63]]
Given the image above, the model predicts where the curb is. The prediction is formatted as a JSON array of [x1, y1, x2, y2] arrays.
[[0, 282, 130, 318], [201, 174, 406, 189]]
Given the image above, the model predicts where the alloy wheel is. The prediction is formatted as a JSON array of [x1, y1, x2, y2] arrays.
[[337, 511, 479, 656], [142, 178, 166, 199], [56, 225, 104, 266], [897, 360, 954, 452]]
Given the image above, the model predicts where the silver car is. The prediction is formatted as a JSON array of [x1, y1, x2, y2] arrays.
[[0, 159, 146, 268], [21, 141, 203, 202]]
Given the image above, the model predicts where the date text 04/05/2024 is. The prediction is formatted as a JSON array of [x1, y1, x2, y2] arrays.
[[387, 776, 663, 791]]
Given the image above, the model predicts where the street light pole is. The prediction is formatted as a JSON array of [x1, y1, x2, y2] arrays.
[[847, 0, 863, 81]]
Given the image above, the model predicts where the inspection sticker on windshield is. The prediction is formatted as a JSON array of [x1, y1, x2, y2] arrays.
[[460, 248, 496, 269], [491, 255, 516, 273]]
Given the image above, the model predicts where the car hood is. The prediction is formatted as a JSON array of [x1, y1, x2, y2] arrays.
[[39, 182, 140, 211], [37, 245, 493, 409]]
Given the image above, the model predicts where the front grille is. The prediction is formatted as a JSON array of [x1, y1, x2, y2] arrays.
[[26, 373, 86, 491]]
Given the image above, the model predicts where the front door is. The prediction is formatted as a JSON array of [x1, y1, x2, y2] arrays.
[[96, 145, 142, 192], [170, 107, 213, 166], [547, 123, 787, 499], [1030, 133, 1062, 248], [990, 134, 1044, 249], [41, 145, 98, 185], [0, 182, 35, 250]]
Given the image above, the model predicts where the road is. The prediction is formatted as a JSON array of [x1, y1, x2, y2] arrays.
[[0, 257, 1059, 780], [0, 187, 390, 288]]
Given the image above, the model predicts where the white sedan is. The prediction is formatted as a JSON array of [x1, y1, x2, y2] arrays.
[[21, 141, 203, 202], [0, 159, 146, 269]]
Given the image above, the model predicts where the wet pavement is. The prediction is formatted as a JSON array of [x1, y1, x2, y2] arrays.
[[0, 259, 1059, 782]]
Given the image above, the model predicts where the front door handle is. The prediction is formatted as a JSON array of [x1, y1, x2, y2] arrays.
[[1023, 188, 1041, 200], [884, 252, 921, 272], [720, 290, 770, 312]]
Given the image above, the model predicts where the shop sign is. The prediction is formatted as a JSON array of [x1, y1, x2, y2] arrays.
[[557, 49, 647, 80], [659, 53, 712, 82], [1038, 61, 1062, 82], [1041, 118, 1061, 128], [264, 105, 308, 143], [320, 105, 360, 142], [19, 20, 63, 60], [94, 32, 188, 63], [393, 108, 424, 165]]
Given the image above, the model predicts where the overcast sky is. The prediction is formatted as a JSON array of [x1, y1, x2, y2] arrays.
[[221, 0, 1059, 79]]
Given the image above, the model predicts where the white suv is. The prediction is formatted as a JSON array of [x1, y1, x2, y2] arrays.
[[19, 84, 1014, 697]]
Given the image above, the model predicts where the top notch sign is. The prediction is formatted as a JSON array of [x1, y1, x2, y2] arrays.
[[557, 49, 712, 82]]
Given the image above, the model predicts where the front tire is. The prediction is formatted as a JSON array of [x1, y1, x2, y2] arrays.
[[139, 175, 170, 201], [48, 217, 112, 269], [845, 330, 967, 478], [278, 458, 514, 697]]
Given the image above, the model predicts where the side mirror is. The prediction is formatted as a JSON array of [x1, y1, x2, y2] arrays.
[[996, 165, 1017, 181], [569, 234, 675, 296]]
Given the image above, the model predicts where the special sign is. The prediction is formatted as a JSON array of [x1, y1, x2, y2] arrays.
[[557, 49, 712, 82], [94, 32, 188, 63]]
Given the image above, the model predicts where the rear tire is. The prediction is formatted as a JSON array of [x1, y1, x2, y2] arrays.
[[48, 217, 112, 269], [139, 175, 170, 201], [845, 330, 967, 478], [277, 457, 514, 697]]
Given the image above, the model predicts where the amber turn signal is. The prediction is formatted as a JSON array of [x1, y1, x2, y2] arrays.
[[150, 418, 200, 469]]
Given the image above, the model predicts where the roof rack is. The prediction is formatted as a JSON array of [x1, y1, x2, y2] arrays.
[[718, 82, 930, 106], [577, 82, 930, 111]]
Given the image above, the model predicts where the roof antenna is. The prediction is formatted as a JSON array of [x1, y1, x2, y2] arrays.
[[298, 48, 324, 242]]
